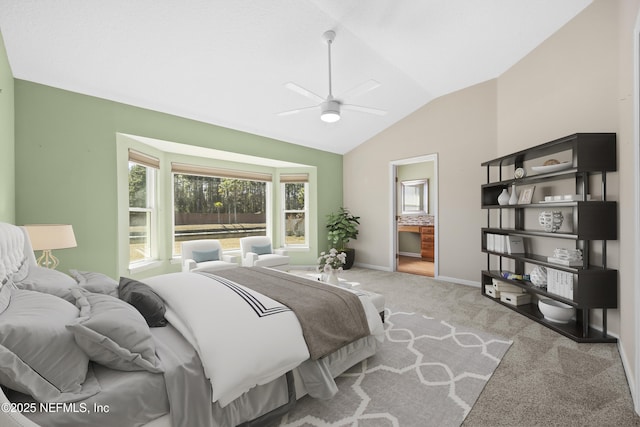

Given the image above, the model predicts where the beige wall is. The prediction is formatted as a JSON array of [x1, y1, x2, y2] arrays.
[[344, 79, 497, 280], [497, 0, 619, 153], [498, 0, 621, 332], [344, 0, 640, 402], [498, 0, 640, 387]]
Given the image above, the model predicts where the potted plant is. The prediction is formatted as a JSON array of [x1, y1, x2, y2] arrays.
[[325, 207, 360, 269]]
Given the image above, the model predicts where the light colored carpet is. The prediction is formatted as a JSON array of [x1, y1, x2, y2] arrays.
[[279, 309, 511, 426], [287, 267, 640, 427]]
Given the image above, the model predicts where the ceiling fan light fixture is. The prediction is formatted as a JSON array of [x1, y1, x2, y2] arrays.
[[278, 29, 385, 122], [321, 99, 341, 123]]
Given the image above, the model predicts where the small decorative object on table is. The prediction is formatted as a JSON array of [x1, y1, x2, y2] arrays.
[[508, 184, 518, 205], [514, 167, 526, 179], [317, 248, 347, 285], [497, 188, 510, 206], [530, 266, 547, 288], [539, 210, 563, 232], [517, 185, 535, 204], [548, 248, 583, 266]]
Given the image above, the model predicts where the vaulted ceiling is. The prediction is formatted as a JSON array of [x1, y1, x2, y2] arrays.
[[0, 0, 592, 154]]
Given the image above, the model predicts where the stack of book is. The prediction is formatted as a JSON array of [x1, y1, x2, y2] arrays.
[[486, 234, 525, 254], [547, 268, 574, 299]]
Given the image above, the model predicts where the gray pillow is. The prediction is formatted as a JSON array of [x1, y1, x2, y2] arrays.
[[192, 249, 219, 263], [67, 289, 164, 373], [13, 267, 78, 302], [69, 269, 119, 297], [0, 289, 98, 403], [251, 243, 272, 255], [119, 277, 167, 327]]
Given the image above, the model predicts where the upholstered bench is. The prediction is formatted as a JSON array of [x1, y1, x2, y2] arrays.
[[304, 273, 386, 322], [357, 289, 386, 322]]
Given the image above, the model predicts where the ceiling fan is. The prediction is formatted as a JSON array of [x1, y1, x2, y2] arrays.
[[277, 30, 387, 123]]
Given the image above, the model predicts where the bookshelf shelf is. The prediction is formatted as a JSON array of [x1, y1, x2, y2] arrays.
[[481, 133, 617, 342]]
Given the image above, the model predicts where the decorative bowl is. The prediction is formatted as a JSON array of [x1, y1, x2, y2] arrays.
[[538, 298, 575, 324]]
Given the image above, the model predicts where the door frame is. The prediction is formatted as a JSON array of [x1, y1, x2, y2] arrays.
[[389, 153, 439, 276], [633, 8, 640, 415]]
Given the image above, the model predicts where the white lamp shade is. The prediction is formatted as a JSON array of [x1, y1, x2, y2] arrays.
[[24, 224, 77, 250]]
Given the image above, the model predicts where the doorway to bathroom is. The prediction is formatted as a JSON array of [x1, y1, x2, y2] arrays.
[[390, 154, 438, 277]]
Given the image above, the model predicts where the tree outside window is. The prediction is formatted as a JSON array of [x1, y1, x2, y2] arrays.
[[173, 174, 268, 255], [283, 182, 308, 247], [128, 162, 156, 264]]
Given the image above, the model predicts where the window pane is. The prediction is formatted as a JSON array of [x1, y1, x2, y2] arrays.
[[285, 212, 305, 245], [283, 182, 307, 247], [129, 162, 154, 264], [129, 163, 148, 208], [285, 183, 305, 210], [129, 210, 151, 262], [173, 174, 267, 255]]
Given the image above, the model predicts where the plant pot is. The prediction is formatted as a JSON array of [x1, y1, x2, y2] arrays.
[[324, 269, 340, 285], [342, 248, 355, 270]]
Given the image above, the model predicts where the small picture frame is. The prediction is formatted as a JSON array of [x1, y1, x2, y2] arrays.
[[518, 185, 535, 204]]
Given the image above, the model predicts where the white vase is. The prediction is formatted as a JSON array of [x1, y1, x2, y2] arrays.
[[325, 269, 340, 285], [497, 188, 510, 206], [508, 184, 518, 205]]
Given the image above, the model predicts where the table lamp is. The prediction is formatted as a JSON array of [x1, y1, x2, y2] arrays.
[[24, 224, 77, 269]]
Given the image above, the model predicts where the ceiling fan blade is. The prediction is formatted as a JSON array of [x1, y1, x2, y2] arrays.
[[342, 104, 387, 116], [339, 79, 381, 100], [277, 104, 319, 116], [284, 82, 325, 103]]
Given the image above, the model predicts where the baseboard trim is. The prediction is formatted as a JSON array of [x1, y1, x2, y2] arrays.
[[436, 275, 481, 288], [353, 262, 393, 272], [617, 340, 636, 409]]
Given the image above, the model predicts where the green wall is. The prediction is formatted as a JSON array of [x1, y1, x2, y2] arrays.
[[0, 31, 14, 223], [15, 80, 343, 277]]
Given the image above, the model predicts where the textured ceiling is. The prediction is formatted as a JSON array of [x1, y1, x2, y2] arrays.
[[0, 0, 592, 154]]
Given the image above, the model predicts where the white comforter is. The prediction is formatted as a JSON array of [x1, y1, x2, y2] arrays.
[[145, 272, 310, 407]]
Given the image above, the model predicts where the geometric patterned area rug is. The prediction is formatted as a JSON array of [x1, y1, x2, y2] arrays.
[[279, 309, 513, 427]]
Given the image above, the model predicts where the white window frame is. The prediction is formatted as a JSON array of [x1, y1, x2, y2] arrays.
[[128, 162, 158, 266], [281, 181, 309, 248]]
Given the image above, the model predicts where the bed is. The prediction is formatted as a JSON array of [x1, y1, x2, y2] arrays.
[[0, 222, 384, 427]]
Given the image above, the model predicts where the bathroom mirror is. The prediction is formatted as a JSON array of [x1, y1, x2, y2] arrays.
[[401, 179, 428, 214]]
